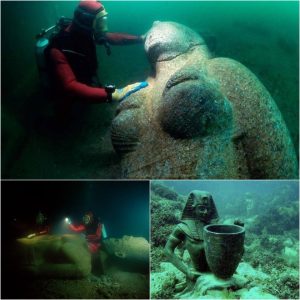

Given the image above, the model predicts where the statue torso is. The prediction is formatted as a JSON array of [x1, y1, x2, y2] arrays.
[[178, 221, 210, 272]]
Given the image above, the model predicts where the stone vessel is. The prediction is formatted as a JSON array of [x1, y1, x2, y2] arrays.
[[203, 224, 245, 279]]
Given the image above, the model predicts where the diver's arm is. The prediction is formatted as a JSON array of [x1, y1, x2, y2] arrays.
[[104, 32, 144, 45], [165, 226, 190, 276], [68, 224, 85, 233], [50, 48, 109, 102]]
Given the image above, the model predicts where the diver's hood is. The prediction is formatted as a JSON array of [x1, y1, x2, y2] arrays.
[[181, 190, 219, 222]]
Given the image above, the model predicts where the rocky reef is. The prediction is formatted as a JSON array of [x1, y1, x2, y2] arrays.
[[151, 183, 184, 252], [151, 261, 279, 299], [112, 21, 298, 179]]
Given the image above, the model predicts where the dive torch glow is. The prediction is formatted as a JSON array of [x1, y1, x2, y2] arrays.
[[65, 217, 71, 225]]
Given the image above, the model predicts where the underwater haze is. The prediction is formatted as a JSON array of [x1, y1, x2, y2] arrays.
[[2, 1, 299, 178], [150, 180, 299, 299], [2, 180, 150, 240], [2, 180, 150, 299]]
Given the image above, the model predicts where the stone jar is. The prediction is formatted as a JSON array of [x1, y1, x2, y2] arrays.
[[203, 224, 245, 279]]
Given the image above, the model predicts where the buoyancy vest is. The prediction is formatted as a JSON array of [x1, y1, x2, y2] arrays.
[[46, 27, 98, 86], [85, 221, 101, 237]]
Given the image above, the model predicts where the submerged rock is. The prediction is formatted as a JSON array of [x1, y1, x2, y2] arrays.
[[111, 21, 297, 179], [282, 245, 299, 267], [151, 261, 278, 299], [151, 262, 185, 299], [237, 287, 278, 299], [151, 182, 179, 200], [103, 235, 149, 273], [13, 234, 91, 278]]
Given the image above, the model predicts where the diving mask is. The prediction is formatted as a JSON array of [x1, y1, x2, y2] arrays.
[[83, 214, 91, 225], [93, 10, 108, 34]]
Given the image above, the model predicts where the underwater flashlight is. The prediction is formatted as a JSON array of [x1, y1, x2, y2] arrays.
[[65, 217, 71, 224]]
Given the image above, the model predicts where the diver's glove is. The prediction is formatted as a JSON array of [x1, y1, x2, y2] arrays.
[[112, 82, 148, 102]]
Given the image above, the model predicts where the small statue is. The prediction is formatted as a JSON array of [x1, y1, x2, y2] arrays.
[[165, 190, 219, 282], [165, 190, 244, 290]]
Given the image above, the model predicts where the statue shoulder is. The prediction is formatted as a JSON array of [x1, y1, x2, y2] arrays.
[[171, 223, 188, 241]]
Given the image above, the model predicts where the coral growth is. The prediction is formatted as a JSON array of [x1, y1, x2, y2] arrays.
[[151, 182, 179, 201], [151, 183, 184, 248]]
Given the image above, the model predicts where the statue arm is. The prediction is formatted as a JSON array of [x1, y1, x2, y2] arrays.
[[164, 225, 189, 276]]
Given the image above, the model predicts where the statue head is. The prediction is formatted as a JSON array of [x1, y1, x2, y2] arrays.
[[182, 191, 219, 223], [144, 21, 209, 64]]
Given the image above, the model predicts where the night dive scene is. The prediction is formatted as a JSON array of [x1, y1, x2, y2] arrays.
[[2, 180, 150, 299]]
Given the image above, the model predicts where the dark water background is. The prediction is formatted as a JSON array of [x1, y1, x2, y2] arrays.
[[2, 181, 150, 240], [2, 1, 299, 178]]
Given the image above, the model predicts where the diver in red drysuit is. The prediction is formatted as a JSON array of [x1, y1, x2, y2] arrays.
[[68, 211, 102, 253], [45, 0, 148, 118]]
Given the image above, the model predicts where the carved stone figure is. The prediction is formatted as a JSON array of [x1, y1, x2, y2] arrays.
[[13, 234, 91, 278], [164, 190, 219, 281], [111, 21, 297, 179], [164, 190, 245, 298]]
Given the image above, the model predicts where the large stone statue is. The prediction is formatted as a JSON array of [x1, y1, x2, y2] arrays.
[[13, 234, 91, 278], [102, 235, 150, 274], [111, 21, 297, 179]]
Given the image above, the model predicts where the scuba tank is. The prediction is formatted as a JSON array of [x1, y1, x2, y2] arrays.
[[35, 17, 72, 89], [102, 223, 108, 239]]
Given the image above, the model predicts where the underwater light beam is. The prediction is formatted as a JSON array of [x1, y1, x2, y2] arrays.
[[64, 217, 71, 224]]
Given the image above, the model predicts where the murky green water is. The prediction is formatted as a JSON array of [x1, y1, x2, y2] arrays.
[[2, 1, 299, 178]]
